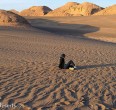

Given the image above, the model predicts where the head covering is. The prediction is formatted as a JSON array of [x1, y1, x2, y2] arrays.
[[61, 54, 65, 58]]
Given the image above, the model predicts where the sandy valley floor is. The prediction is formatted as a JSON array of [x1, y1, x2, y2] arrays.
[[0, 16, 116, 110]]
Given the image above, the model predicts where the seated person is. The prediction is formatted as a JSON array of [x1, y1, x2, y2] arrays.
[[59, 54, 75, 69]]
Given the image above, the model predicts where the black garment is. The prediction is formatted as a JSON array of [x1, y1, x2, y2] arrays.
[[64, 60, 75, 69], [59, 57, 65, 69], [59, 57, 75, 69]]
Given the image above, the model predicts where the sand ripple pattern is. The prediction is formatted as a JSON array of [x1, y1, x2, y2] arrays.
[[0, 28, 116, 110], [0, 62, 116, 110]]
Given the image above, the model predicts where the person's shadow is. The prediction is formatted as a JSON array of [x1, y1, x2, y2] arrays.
[[75, 63, 116, 70]]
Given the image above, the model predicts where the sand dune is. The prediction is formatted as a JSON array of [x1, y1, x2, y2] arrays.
[[27, 15, 116, 43], [94, 5, 116, 15], [0, 15, 116, 110], [20, 6, 52, 16], [0, 10, 30, 26], [46, 2, 103, 16]]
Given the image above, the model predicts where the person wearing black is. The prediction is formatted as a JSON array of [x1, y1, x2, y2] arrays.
[[59, 54, 75, 69]]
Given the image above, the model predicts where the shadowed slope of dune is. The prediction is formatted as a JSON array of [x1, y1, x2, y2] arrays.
[[27, 15, 116, 43]]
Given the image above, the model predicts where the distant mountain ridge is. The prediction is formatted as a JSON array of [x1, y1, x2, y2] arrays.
[[46, 2, 104, 16], [1, 2, 116, 17]]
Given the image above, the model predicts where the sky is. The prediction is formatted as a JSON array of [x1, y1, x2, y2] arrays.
[[0, 0, 115, 11]]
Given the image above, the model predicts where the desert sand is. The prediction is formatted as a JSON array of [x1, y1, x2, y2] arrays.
[[0, 15, 116, 110], [28, 15, 116, 43]]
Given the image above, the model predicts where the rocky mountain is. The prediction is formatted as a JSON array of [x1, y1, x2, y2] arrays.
[[0, 10, 30, 26], [9, 9, 19, 15], [20, 6, 52, 16], [93, 4, 116, 15], [46, 2, 103, 16]]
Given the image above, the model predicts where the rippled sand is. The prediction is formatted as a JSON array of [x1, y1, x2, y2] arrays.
[[0, 15, 116, 110]]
